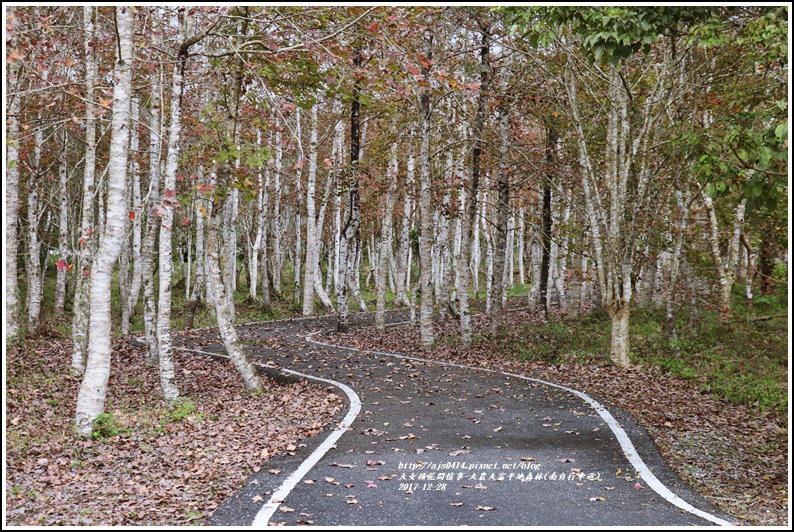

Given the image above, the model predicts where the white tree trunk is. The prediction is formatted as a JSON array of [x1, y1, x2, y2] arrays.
[[491, 101, 510, 332], [418, 28, 435, 347], [55, 130, 70, 313], [6, 6, 22, 339], [293, 107, 304, 306], [272, 129, 284, 291], [121, 97, 141, 335], [209, 209, 263, 392], [376, 142, 398, 329], [703, 192, 747, 314], [156, 13, 190, 403], [71, 6, 98, 372], [26, 124, 43, 331], [75, 6, 134, 436], [395, 131, 415, 307], [302, 104, 319, 316]]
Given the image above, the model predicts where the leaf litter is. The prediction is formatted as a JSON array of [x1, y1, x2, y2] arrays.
[[5, 333, 343, 526], [327, 308, 788, 526]]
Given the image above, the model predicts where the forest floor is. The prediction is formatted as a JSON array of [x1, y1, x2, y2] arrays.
[[4, 309, 789, 526]]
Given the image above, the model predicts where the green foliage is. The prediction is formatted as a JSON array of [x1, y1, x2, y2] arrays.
[[158, 399, 204, 433], [503, 6, 718, 65], [509, 297, 787, 420], [91, 413, 120, 440], [162, 398, 203, 425]]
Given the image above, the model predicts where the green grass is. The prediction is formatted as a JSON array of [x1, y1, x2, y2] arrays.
[[506, 284, 788, 421]]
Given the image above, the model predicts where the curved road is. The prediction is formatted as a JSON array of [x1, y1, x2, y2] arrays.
[[190, 312, 736, 527]]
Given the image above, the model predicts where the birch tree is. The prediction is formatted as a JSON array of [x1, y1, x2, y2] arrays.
[[74, 6, 134, 436], [6, 6, 22, 340], [376, 141, 399, 329], [417, 25, 435, 347], [205, 10, 263, 392], [459, 28, 491, 346], [490, 97, 510, 333], [71, 6, 98, 373]]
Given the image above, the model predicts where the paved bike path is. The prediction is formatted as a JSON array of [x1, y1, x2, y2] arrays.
[[193, 313, 736, 527]]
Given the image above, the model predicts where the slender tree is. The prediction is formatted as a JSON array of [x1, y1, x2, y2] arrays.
[[74, 5, 134, 436]]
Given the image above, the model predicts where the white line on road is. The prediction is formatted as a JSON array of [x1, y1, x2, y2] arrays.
[[307, 327, 736, 527]]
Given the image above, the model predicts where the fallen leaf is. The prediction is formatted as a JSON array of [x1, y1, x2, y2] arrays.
[[450, 502, 463, 506], [279, 506, 295, 512], [493, 426, 502, 432], [475, 506, 495, 511], [634, 482, 644, 490], [589, 497, 605, 502], [520, 457, 536, 462], [252, 495, 263, 502]]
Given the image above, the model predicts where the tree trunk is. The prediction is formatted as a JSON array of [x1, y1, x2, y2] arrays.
[[74, 6, 134, 436], [142, 15, 163, 366], [418, 26, 435, 348], [129, 96, 144, 327], [302, 104, 319, 316], [55, 130, 69, 314], [337, 47, 363, 333], [540, 122, 555, 320], [26, 123, 43, 331], [207, 10, 263, 392], [702, 192, 747, 317], [156, 12, 191, 404], [491, 99, 510, 333], [6, 6, 22, 340], [395, 131, 415, 308], [376, 142, 398, 329], [272, 129, 284, 292], [607, 302, 631, 368], [293, 108, 304, 307], [71, 6, 98, 373]]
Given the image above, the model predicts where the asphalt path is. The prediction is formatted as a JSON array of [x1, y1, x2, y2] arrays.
[[187, 312, 737, 527]]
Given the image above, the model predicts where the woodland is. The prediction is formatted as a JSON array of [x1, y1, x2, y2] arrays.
[[4, 5, 789, 526]]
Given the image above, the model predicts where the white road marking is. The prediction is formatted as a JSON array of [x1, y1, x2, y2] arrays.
[[307, 326, 736, 527]]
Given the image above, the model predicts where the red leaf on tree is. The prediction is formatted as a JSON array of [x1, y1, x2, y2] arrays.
[[78, 237, 87, 246], [55, 260, 68, 271], [129, 210, 136, 220], [164, 188, 177, 199], [67, 263, 74, 272], [180, 218, 190, 226], [196, 183, 214, 194], [83, 269, 91, 277]]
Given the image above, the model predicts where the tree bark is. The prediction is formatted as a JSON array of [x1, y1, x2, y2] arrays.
[[459, 28, 490, 346], [418, 26, 435, 348], [302, 104, 319, 316], [55, 129, 69, 314], [26, 122, 43, 331], [491, 99, 510, 333], [71, 6, 98, 373], [142, 15, 163, 366], [376, 142, 398, 329], [75, 6, 134, 436], [156, 10, 191, 404], [337, 47, 363, 333], [702, 192, 747, 317]]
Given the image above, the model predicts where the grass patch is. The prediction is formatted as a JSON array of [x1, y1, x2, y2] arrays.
[[508, 287, 788, 421]]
